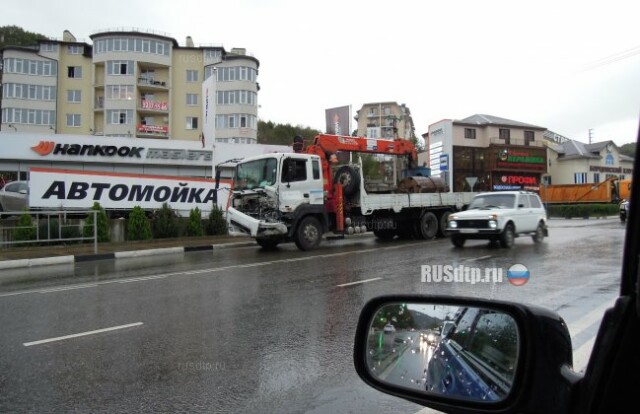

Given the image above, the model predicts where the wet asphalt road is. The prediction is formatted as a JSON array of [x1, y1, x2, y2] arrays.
[[0, 218, 626, 413]]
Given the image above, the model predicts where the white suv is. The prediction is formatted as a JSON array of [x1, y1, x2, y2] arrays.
[[446, 191, 548, 248]]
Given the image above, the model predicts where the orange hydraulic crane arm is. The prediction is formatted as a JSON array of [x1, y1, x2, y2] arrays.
[[309, 134, 417, 162]]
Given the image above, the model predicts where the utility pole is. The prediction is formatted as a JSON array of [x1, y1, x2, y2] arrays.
[[588, 129, 594, 144]]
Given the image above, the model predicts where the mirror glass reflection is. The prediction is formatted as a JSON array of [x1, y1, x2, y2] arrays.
[[366, 303, 519, 402]]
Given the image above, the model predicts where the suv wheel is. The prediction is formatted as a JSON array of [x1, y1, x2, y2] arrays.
[[451, 236, 466, 248], [532, 223, 545, 243], [500, 223, 515, 248]]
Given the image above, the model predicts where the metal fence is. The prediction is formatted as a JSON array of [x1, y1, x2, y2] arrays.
[[0, 210, 98, 254]]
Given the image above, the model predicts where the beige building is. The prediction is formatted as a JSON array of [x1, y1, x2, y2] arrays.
[[544, 131, 634, 185], [354, 102, 416, 141], [427, 114, 547, 192], [1, 29, 259, 143]]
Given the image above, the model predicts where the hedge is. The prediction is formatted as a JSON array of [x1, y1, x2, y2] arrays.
[[546, 203, 620, 218]]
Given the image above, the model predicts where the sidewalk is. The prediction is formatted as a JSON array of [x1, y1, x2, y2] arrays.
[[0, 235, 255, 269]]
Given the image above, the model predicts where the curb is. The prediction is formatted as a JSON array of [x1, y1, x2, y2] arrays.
[[0, 241, 257, 270]]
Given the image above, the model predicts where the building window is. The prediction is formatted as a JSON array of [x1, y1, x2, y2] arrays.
[[542, 175, 552, 185], [524, 130, 535, 146], [108, 61, 133, 75], [66, 114, 81, 127], [464, 128, 476, 139], [41, 43, 57, 52], [107, 110, 133, 124], [106, 85, 134, 100], [67, 90, 82, 103], [574, 173, 587, 184], [68, 45, 83, 54], [186, 93, 198, 106], [499, 128, 510, 144], [593, 172, 600, 183], [605, 154, 614, 165], [186, 70, 198, 82], [67, 66, 82, 78], [186, 117, 198, 129]]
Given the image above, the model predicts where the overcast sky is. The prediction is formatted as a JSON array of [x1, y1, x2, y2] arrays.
[[3, 0, 639, 145]]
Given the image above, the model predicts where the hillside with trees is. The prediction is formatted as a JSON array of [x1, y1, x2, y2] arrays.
[[257, 120, 321, 146], [0, 26, 48, 48], [619, 142, 636, 158]]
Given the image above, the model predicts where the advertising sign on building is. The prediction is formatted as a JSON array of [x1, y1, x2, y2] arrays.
[[325, 105, 351, 136], [202, 72, 217, 148], [29, 168, 231, 215]]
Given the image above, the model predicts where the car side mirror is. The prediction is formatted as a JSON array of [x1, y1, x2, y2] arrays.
[[353, 295, 579, 413]]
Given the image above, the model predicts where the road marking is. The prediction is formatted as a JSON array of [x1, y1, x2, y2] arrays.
[[336, 277, 383, 287], [463, 255, 493, 262], [38, 284, 98, 293], [566, 299, 616, 338], [573, 336, 597, 373], [23, 322, 143, 347], [1, 242, 426, 299]]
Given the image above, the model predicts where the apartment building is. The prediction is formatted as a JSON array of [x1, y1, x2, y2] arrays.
[[354, 102, 416, 141], [0, 29, 259, 144]]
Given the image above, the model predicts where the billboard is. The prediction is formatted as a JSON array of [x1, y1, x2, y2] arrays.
[[325, 105, 351, 136], [202, 72, 217, 148], [29, 168, 232, 215]]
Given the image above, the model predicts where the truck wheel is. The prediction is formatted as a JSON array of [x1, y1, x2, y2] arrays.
[[333, 166, 360, 196], [257, 238, 281, 249], [451, 236, 466, 248], [437, 211, 451, 238], [294, 216, 322, 251], [373, 228, 395, 240], [417, 212, 438, 240], [532, 223, 545, 243], [500, 223, 515, 248]]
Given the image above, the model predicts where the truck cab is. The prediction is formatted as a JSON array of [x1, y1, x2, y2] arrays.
[[226, 153, 327, 249]]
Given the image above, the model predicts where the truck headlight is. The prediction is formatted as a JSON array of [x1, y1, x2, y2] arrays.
[[488, 220, 497, 229], [449, 221, 458, 229]]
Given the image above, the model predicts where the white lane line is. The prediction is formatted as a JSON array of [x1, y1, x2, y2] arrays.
[[464, 255, 493, 262], [117, 275, 168, 283], [336, 277, 382, 287], [566, 299, 616, 338], [23, 322, 143, 347], [2, 241, 426, 298], [39, 284, 98, 293], [573, 336, 597, 373]]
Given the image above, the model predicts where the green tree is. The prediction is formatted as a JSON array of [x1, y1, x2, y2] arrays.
[[83, 202, 110, 242], [152, 203, 179, 238], [257, 120, 321, 145], [619, 142, 636, 158], [127, 206, 152, 241], [206, 204, 228, 236], [13, 211, 36, 242], [0, 26, 48, 48], [185, 207, 204, 237]]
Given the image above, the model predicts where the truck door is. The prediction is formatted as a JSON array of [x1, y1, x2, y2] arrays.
[[279, 157, 323, 212]]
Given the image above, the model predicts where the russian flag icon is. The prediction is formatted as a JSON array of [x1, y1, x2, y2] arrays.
[[507, 264, 530, 286]]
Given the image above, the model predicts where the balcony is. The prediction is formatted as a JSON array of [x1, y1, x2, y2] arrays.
[[137, 77, 168, 91], [94, 97, 105, 111]]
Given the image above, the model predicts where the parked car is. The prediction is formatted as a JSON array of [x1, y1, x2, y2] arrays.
[[0, 180, 29, 212], [620, 199, 629, 222], [445, 191, 548, 248]]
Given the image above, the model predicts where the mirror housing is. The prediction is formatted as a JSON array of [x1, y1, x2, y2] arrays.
[[353, 295, 579, 414]]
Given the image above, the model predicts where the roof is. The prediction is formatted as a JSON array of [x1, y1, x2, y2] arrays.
[[454, 114, 546, 130]]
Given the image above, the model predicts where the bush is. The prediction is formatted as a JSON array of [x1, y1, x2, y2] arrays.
[[152, 203, 179, 238], [127, 206, 152, 241], [13, 211, 36, 242], [83, 202, 110, 242], [546, 203, 620, 218], [207, 204, 228, 236], [185, 207, 204, 237]]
